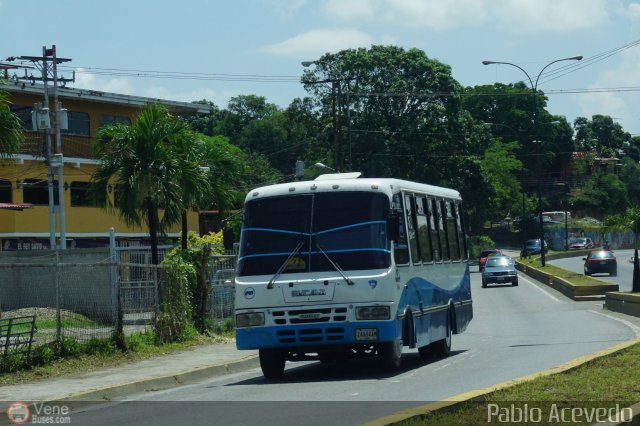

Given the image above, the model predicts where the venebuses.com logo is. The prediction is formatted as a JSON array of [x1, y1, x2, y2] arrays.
[[5, 401, 72, 424], [5, 402, 30, 424]]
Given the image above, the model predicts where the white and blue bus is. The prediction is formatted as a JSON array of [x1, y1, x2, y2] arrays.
[[234, 173, 473, 378]]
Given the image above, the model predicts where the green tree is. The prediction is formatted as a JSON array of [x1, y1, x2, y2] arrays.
[[571, 172, 628, 219], [480, 140, 523, 222], [574, 115, 632, 158], [601, 207, 640, 292], [463, 83, 573, 185], [302, 46, 465, 179], [171, 135, 212, 250], [0, 83, 23, 157], [182, 99, 225, 136], [620, 157, 640, 205], [91, 104, 188, 266]]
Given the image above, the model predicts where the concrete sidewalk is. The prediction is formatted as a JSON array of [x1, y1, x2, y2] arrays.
[[0, 343, 259, 402]]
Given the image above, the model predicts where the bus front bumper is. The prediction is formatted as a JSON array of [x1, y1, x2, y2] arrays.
[[236, 320, 400, 350]]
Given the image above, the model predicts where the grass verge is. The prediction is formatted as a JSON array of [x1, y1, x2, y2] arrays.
[[0, 331, 234, 386], [399, 341, 640, 425], [518, 255, 608, 286]]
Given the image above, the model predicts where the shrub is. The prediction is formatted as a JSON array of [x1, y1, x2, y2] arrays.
[[127, 331, 156, 351], [0, 351, 26, 373], [156, 254, 195, 343], [56, 336, 81, 357], [32, 344, 55, 365], [469, 235, 496, 258]]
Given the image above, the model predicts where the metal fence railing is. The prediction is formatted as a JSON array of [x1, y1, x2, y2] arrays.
[[0, 247, 237, 369]]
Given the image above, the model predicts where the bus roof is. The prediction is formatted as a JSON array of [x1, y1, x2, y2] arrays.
[[244, 174, 462, 203]]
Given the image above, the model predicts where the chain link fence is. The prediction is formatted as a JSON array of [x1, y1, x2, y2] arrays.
[[0, 246, 237, 364]]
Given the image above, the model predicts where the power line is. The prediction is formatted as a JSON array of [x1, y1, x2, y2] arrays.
[[55, 65, 301, 83]]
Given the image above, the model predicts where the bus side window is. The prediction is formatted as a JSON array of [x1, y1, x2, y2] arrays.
[[429, 198, 442, 262], [447, 201, 461, 261], [455, 202, 468, 260], [405, 193, 421, 265], [438, 199, 451, 261], [417, 197, 433, 262], [392, 194, 409, 265]]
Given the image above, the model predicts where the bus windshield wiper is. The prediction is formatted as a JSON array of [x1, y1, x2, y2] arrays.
[[315, 243, 354, 286], [267, 241, 304, 289]]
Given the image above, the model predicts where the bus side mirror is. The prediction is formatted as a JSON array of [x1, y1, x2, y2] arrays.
[[388, 214, 400, 242]]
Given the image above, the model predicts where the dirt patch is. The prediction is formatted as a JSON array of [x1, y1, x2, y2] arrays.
[[0, 307, 72, 320]]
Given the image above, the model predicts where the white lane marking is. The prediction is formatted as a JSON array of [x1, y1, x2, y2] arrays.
[[521, 275, 562, 302], [433, 362, 451, 371], [589, 310, 640, 338]]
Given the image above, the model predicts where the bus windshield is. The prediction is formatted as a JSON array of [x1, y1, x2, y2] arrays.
[[237, 192, 391, 276]]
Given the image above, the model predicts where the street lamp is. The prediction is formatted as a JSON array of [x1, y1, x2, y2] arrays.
[[302, 60, 352, 173], [482, 56, 582, 266], [314, 162, 335, 172]]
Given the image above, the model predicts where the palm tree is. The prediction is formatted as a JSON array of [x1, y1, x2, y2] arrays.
[[90, 104, 191, 266], [171, 136, 211, 250], [601, 206, 640, 292], [0, 85, 23, 157]]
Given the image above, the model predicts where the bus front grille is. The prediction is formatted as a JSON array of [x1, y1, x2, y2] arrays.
[[272, 307, 348, 325]]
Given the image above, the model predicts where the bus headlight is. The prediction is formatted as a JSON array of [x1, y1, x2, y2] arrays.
[[356, 306, 390, 320], [236, 312, 265, 327]]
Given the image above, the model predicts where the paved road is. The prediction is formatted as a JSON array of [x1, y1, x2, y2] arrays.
[[65, 269, 640, 426], [549, 249, 635, 292]]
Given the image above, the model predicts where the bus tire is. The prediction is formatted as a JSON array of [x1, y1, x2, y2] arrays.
[[259, 348, 286, 379], [432, 310, 452, 358], [379, 339, 402, 372]]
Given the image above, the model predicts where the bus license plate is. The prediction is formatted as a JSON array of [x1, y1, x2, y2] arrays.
[[355, 328, 378, 341]]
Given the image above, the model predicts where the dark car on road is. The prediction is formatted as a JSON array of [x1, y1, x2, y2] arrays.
[[482, 255, 518, 287], [583, 250, 617, 276], [478, 249, 503, 272], [521, 239, 547, 257]]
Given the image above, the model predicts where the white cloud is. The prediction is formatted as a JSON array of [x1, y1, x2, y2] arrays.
[[575, 47, 640, 134], [494, 0, 610, 33], [72, 68, 135, 95], [260, 29, 374, 57], [145, 86, 233, 108], [267, 0, 308, 19], [629, 3, 640, 20], [322, 0, 611, 33]]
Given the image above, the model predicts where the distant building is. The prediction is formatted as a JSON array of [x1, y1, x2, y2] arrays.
[[0, 80, 212, 250]]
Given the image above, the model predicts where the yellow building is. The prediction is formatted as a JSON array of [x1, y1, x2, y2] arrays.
[[0, 80, 211, 250]]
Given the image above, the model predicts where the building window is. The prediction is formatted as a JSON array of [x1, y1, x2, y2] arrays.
[[22, 179, 59, 205], [62, 111, 90, 136], [0, 178, 12, 203], [70, 181, 97, 207], [9, 104, 33, 130], [99, 114, 131, 128]]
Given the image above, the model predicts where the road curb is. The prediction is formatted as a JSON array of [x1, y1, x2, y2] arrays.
[[363, 337, 640, 426], [53, 355, 260, 402]]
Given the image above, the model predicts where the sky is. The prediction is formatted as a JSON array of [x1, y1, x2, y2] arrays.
[[3, 0, 640, 134]]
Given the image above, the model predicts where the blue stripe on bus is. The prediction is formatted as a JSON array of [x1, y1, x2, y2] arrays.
[[238, 248, 391, 261], [241, 227, 310, 236], [241, 220, 386, 237], [314, 220, 386, 235]]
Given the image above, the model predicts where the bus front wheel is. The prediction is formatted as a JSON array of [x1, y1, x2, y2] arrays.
[[379, 339, 402, 372], [259, 348, 286, 379]]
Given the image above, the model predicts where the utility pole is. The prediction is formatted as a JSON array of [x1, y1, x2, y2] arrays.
[[8, 45, 74, 250]]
